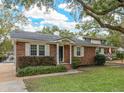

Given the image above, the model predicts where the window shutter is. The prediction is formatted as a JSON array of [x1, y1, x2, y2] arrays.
[[74, 46, 77, 57], [81, 47, 84, 57], [25, 43, 30, 56], [45, 45, 50, 56]]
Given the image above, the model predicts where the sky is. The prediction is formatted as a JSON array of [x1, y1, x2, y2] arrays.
[[0, 0, 108, 35], [14, 0, 81, 32]]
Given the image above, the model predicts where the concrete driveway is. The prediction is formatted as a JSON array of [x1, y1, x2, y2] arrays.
[[0, 63, 16, 82], [0, 63, 27, 92]]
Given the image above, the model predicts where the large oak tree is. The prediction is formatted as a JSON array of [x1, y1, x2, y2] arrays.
[[2, 0, 124, 33]]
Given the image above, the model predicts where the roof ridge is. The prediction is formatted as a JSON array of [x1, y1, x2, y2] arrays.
[[12, 30, 61, 38]]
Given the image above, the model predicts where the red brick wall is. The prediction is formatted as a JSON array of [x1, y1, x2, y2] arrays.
[[72, 46, 96, 65], [64, 45, 70, 63], [16, 42, 25, 58], [64, 45, 96, 65], [81, 47, 96, 65], [16, 42, 96, 65], [50, 44, 57, 63]]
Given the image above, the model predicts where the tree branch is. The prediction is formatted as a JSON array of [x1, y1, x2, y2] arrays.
[[77, 0, 124, 15], [85, 8, 124, 33], [76, 0, 124, 33]]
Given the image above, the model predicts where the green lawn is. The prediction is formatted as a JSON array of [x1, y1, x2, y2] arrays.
[[24, 66, 124, 92]]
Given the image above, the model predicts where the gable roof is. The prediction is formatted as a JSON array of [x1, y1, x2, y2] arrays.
[[10, 31, 91, 45], [10, 31, 115, 48]]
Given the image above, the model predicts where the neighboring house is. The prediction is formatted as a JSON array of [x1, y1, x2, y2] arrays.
[[82, 36, 115, 55], [10, 31, 116, 66]]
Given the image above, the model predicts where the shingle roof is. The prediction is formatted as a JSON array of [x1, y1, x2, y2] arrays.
[[10, 31, 113, 47], [10, 31, 60, 42]]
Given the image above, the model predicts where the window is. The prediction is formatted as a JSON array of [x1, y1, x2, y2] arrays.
[[77, 47, 81, 56], [74, 46, 84, 57], [39, 45, 45, 56], [30, 44, 45, 56], [30, 45, 37, 56]]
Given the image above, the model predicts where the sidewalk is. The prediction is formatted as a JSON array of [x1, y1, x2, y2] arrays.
[[21, 70, 81, 80], [0, 80, 27, 92]]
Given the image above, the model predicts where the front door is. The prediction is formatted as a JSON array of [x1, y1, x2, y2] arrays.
[[59, 46, 64, 62]]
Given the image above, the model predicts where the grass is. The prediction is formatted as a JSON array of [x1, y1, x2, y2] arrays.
[[24, 66, 124, 92]]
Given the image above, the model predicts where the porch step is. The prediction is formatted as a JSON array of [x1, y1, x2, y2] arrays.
[[63, 64, 72, 70]]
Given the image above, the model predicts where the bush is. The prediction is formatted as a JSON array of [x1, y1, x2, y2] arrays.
[[17, 65, 67, 77], [17, 56, 55, 69], [72, 57, 81, 69], [116, 52, 124, 60], [95, 54, 106, 65]]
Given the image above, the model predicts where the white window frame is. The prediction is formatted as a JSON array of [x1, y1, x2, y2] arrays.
[[30, 44, 37, 56], [29, 44, 46, 56], [39, 45, 45, 56], [77, 47, 81, 56], [74, 46, 84, 57]]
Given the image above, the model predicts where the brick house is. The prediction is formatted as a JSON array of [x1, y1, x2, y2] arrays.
[[10, 31, 116, 66]]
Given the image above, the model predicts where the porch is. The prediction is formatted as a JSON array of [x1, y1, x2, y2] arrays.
[[54, 38, 74, 65]]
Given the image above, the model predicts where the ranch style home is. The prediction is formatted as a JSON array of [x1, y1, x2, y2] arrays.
[[10, 31, 116, 67]]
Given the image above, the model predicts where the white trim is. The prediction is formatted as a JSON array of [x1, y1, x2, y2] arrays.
[[25, 43, 30, 56], [56, 43, 59, 65], [45, 45, 50, 56], [55, 38, 75, 44], [37, 45, 39, 56]]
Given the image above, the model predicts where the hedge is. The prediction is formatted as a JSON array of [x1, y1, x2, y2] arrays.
[[95, 54, 106, 65], [17, 65, 67, 77], [72, 57, 81, 69], [17, 56, 55, 69]]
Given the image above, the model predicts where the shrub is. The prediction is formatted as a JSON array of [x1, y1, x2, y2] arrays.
[[72, 57, 81, 69], [17, 65, 67, 77], [17, 56, 55, 69], [95, 54, 106, 65], [116, 52, 124, 59]]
